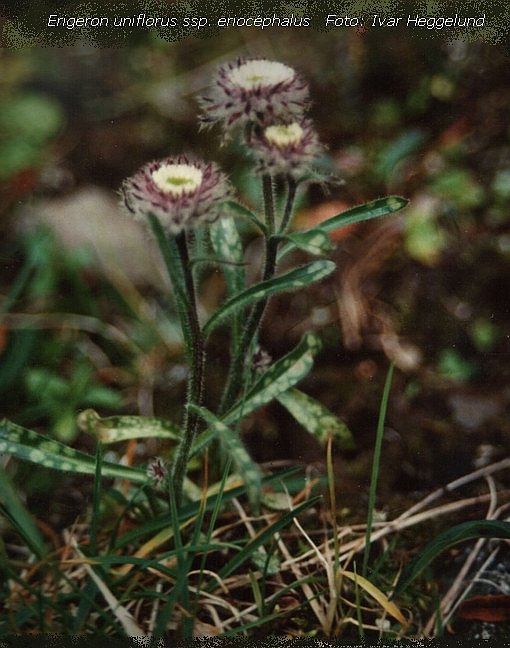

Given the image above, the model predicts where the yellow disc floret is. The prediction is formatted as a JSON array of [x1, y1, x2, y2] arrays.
[[228, 60, 295, 90], [151, 164, 203, 196], [264, 123, 304, 148]]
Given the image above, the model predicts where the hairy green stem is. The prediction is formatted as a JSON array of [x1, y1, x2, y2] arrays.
[[148, 213, 192, 354], [278, 175, 298, 235], [149, 214, 205, 507], [170, 231, 206, 507], [262, 174, 276, 234], [220, 174, 298, 414]]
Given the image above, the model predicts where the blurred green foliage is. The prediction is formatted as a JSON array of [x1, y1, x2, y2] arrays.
[[0, 94, 64, 181]]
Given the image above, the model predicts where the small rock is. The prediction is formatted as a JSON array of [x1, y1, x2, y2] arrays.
[[17, 186, 169, 290]]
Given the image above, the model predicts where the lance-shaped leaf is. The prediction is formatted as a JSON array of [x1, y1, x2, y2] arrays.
[[276, 388, 354, 449], [210, 215, 245, 295], [77, 409, 181, 444], [395, 519, 510, 594], [203, 260, 336, 336], [224, 333, 322, 425], [0, 418, 148, 483], [225, 200, 267, 234], [190, 405, 262, 510], [279, 196, 408, 259], [276, 228, 334, 260], [210, 214, 246, 347], [319, 196, 408, 233]]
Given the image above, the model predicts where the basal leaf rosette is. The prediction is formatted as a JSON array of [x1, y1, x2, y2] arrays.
[[249, 120, 324, 178], [199, 58, 310, 131], [121, 155, 232, 235]]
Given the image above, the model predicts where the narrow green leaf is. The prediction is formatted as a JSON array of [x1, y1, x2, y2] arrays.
[[224, 333, 322, 425], [77, 409, 181, 444], [147, 212, 193, 353], [115, 466, 302, 549], [342, 570, 407, 625], [0, 465, 46, 558], [203, 261, 335, 336], [276, 228, 334, 260], [319, 196, 408, 233], [0, 419, 148, 483], [90, 442, 103, 555], [225, 200, 267, 234], [395, 520, 510, 594], [0, 251, 36, 322], [210, 215, 246, 349], [152, 477, 188, 640], [190, 405, 262, 510], [210, 215, 245, 296], [363, 361, 395, 577], [279, 197, 409, 259], [376, 130, 425, 180], [276, 388, 354, 449]]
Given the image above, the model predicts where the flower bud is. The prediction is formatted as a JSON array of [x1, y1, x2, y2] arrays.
[[248, 120, 324, 178]]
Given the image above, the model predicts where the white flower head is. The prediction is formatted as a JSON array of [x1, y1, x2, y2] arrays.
[[121, 155, 232, 235], [199, 58, 310, 131]]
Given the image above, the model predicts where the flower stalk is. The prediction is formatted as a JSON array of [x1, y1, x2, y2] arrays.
[[219, 174, 280, 414], [147, 216, 205, 505], [122, 156, 231, 506], [169, 231, 205, 506]]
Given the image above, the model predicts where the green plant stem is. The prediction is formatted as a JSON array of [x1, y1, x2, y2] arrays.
[[170, 232, 206, 507], [278, 175, 298, 235], [148, 214, 205, 506], [262, 173, 276, 234], [362, 361, 395, 578], [219, 174, 279, 414], [147, 213, 193, 354]]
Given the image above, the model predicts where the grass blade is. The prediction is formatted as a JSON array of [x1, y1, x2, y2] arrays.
[[114, 466, 302, 550], [363, 361, 395, 577], [152, 481, 189, 640], [208, 495, 321, 590], [395, 520, 510, 594], [342, 570, 407, 625], [72, 540, 146, 637], [90, 442, 103, 555], [0, 465, 46, 559]]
